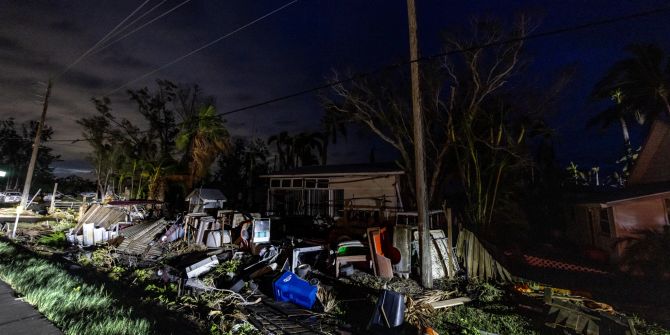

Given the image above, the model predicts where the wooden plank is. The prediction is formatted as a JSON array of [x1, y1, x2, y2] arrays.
[[429, 297, 472, 309], [483, 243, 493, 279], [430, 230, 449, 278]]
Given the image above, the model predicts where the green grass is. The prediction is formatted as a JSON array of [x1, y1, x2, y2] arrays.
[[433, 303, 539, 335], [0, 242, 151, 335], [36, 231, 67, 248]]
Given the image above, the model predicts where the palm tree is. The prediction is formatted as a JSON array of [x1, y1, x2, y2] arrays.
[[592, 43, 670, 121], [320, 110, 348, 165], [293, 132, 323, 167], [588, 89, 641, 148], [176, 105, 231, 188], [268, 131, 294, 170]]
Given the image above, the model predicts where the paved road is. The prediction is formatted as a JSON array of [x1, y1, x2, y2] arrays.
[[0, 280, 62, 335]]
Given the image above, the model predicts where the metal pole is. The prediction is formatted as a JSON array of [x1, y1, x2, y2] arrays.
[[49, 182, 58, 214], [406, 0, 432, 288]]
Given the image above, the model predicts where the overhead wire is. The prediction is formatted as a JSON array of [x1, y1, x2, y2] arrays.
[[89, 0, 192, 57], [15, 5, 670, 145], [219, 5, 670, 117], [105, 0, 300, 95], [55, 0, 153, 79], [95, 0, 170, 47]]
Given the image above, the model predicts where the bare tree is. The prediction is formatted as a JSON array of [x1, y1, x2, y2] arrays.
[[324, 16, 563, 229]]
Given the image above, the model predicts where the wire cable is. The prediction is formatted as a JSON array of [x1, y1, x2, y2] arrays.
[[90, 0, 192, 57], [219, 5, 670, 117], [97, 0, 169, 47], [55, 0, 152, 79], [13, 5, 670, 144], [105, 0, 299, 95]]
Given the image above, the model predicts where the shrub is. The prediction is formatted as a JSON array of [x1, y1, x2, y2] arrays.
[[36, 231, 67, 248]]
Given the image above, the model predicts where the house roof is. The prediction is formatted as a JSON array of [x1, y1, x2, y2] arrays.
[[628, 118, 670, 185], [261, 162, 404, 178], [185, 188, 227, 202], [574, 181, 670, 205]]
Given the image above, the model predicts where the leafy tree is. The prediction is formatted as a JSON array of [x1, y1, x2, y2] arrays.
[[127, 80, 180, 161], [0, 118, 59, 192], [54, 175, 96, 196], [214, 138, 270, 209]]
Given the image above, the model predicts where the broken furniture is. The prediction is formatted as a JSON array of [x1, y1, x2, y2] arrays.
[[183, 213, 231, 248], [335, 240, 369, 278], [290, 245, 327, 272], [273, 271, 318, 309], [186, 255, 219, 278], [367, 227, 396, 278], [335, 255, 367, 278]]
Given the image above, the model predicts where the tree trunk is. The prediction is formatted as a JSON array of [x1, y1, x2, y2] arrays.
[[619, 117, 631, 148]]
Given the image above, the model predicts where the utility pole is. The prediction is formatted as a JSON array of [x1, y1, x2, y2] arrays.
[[19, 81, 51, 209], [406, 0, 432, 288], [12, 80, 51, 238]]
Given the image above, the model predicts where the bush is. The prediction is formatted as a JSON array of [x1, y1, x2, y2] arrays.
[[434, 304, 538, 335], [36, 231, 67, 248]]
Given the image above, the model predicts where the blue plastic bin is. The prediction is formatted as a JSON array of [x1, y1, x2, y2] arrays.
[[273, 271, 317, 309]]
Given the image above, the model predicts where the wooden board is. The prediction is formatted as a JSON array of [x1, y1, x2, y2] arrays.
[[429, 297, 472, 309]]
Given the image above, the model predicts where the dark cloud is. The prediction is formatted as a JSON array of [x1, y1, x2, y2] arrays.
[[48, 20, 80, 33], [0, 36, 21, 49], [63, 70, 115, 90], [232, 92, 255, 103], [100, 53, 153, 70]]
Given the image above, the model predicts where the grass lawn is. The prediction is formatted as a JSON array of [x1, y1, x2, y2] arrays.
[[0, 241, 152, 335]]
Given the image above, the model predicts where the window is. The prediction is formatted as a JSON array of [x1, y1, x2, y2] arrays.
[[317, 179, 329, 188], [599, 208, 611, 235], [281, 179, 291, 188], [305, 179, 316, 188], [292, 179, 303, 187], [270, 179, 280, 188]]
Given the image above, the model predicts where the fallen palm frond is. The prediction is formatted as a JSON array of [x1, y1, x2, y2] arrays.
[[317, 286, 340, 314], [405, 290, 458, 328]]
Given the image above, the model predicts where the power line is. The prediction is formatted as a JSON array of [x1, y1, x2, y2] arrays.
[[219, 5, 670, 117], [13, 5, 670, 144], [55, 0, 152, 79], [97, 0, 170, 46], [105, 0, 299, 95], [90, 0, 192, 57]]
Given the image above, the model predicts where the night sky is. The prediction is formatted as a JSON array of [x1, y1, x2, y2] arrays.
[[1, 0, 669, 177]]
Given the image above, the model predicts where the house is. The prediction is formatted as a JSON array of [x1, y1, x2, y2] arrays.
[[627, 118, 670, 185], [261, 162, 404, 218], [567, 118, 670, 261], [568, 183, 670, 261], [185, 188, 227, 213]]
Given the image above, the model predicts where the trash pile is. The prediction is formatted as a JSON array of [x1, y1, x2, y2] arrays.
[[59, 200, 657, 335]]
